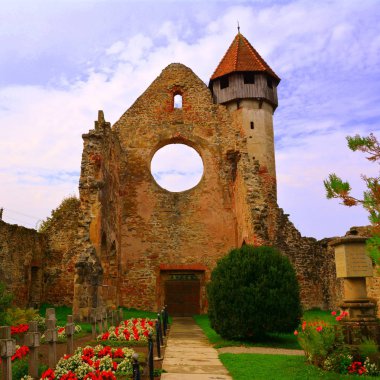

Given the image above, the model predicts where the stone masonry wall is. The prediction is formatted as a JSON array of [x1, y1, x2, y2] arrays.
[[112, 63, 240, 312], [73, 111, 123, 319], [42, 197, 80, 306], [0, 220, 47, 307]]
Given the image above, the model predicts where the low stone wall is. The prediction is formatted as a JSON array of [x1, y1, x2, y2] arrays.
[[0, 220, 46, 307]]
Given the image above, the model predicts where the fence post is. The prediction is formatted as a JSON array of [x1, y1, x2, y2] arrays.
[[0, 326, 15, 380], [25, 321, 40, 379], [119, 308, 123, 324], [161, 308, 167, 338], [65, 315, 75, 355], [154, 319, 162, 361], [164, 305, 169, 334], [132, 352, 141, 380], [148, 331, 154, 380], [157, 313, 164, 347], [45, 308, 58, 369]]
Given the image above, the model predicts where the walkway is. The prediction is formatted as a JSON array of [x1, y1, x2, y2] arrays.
[[161, 317, 232, 380]]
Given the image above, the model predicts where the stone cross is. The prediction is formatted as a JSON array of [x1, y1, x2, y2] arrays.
[[25, 321, 40, 378], [0, 326, 16, 380], [45, 308, 57, 368], [65, 315, 75, 355]]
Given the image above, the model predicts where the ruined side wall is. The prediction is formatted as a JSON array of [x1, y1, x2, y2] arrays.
[[0, 221, 47, 307], [73, 111, 123, 319], [42, 197, 80, 306], [232, 146, 340, 310]]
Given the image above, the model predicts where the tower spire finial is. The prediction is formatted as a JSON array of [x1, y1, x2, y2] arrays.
[[237, 21, 240, 34]]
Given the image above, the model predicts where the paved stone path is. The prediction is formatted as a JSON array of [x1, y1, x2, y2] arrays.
[[161, 317, 233, 380]]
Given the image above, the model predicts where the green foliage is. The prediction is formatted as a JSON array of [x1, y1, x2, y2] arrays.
[[324, 133, 380, 268], [38, 195, 79, 233], [207, 245, 302, 340], [193, 314, 301, 349], [358, 338, 379, 358], [0, 282, 13, 325], [6, 307, 39, 325], [324, 174, 351, 200], [11, 358, 28, 379], [122, 307, 162, 320], [296, 320, 343, 367], [218, 353, 361, 380]]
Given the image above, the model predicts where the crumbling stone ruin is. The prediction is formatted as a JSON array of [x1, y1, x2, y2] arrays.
[[0, 33, 378, 318]]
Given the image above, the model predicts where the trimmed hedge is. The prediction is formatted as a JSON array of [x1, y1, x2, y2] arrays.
[[207, 245, 302, 340]]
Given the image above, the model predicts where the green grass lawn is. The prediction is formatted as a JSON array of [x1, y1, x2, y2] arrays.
[[219, 353, 380, 380], [193, 310, 335, 349], [193, 314, 300, 349]]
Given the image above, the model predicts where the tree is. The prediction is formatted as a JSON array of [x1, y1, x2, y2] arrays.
[[207, 245, 301, 340], [324, 133, 380, 267]]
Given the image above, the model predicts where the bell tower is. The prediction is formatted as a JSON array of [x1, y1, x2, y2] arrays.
[[209, 32, 280, 188]]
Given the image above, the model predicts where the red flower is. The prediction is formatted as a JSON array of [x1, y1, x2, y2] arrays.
[[302, 321, 307, 331], [331, 311, 336, 316], [98, 346, 112, 358], [41, 368, 55, 379], [10, 324, 29, 335], [11, 346, 29, 361], [316, 326, 323, 332], [101, 332, 110, 340], [294, 330, 298, 336], [60, 371, 78, 380], [82, 347, 95, 358], [112, 348, 124, 358]]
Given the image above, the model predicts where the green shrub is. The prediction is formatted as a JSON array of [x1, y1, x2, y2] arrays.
[[0, 282, 13, 325], [12, 358, 28, 379], [6, 307, 39, 325], [207, 245, 302, 340]]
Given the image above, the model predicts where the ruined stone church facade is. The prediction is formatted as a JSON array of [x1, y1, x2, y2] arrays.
[[1, 33, 378, 317]]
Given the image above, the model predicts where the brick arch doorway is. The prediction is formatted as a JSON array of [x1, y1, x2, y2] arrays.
[[160, 265, 206, 317]]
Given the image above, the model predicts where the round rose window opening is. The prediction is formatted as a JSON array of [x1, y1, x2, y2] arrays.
[[151, 144, 204, 192]]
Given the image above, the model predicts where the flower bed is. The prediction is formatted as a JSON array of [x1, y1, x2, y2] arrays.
[[97, 318, 155, 344], [295, 311, 380, 376], [39, 345, 136, 380]]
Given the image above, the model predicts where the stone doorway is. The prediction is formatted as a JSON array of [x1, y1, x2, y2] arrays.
[[164, 272, 201, 316]]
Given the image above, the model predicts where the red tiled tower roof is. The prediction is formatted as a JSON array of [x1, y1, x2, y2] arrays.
[[210, 32, 280, 82]]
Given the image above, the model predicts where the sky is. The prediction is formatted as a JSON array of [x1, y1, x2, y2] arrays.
[[0, 0, 379, 239]]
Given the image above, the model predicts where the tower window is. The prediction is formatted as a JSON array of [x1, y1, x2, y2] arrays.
[[250, 122, 254, 130], [244, 73, 255, 84], [267, 78, 273, 89], [174, 94, 182, 109], [220, 76, 229, 89]]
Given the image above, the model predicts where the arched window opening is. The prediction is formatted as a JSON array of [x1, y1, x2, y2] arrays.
[[174, 94, 183, 109]]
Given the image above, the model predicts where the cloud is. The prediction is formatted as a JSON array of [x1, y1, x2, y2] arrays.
[[0, 0, 379, 239]]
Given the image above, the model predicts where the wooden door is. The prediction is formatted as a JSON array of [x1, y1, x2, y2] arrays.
[[165, 279, 200, 316]]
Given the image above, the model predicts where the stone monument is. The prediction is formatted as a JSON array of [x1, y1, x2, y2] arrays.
[[332, 236, 380, 344]]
